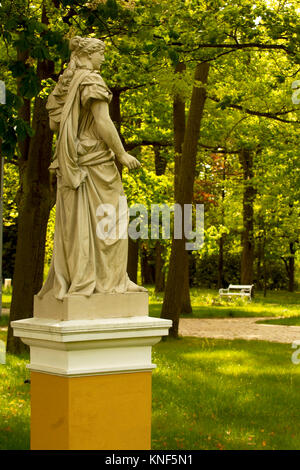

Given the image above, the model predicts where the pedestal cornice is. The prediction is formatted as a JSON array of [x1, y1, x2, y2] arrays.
[[11, 316, 172, 377]]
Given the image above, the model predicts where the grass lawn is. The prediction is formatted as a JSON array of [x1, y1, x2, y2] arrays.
[[257, 317, 300, 327], [148, 287, 300, 320], [1, 286, 299, 449], [152, 337, 300, 450], [0, 328, 299, 450], [0, 351, 30, 450]]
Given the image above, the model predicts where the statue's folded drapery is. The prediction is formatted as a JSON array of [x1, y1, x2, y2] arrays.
[[38, 70, 129, 300]]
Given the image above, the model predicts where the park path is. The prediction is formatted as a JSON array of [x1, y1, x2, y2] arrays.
[[179, 317, 300, 344], [2, 307, 300, 344]]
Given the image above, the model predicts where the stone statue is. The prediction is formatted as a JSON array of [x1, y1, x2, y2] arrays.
[[38, 36, 146, 300]]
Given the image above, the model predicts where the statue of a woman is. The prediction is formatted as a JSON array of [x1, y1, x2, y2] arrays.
[[38, 36, 146, 300]]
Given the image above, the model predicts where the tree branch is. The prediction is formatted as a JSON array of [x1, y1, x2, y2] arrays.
[[111, 82, 155, 93], [154, 37, 295, 56], [199, 143, 240, 154], [125, 140, 172, 151], [209, 96, 300, 123]]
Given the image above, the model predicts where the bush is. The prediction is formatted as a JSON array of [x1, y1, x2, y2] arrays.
[[190, 253, 297, 290], [190, 253, 240, 288]]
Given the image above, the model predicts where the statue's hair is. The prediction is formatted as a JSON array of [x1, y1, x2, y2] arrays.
[[69, 36, 105, 56], [56, 36, 105, 95]]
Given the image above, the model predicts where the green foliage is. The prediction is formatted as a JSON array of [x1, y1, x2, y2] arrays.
[[0, 351, 30, 450], [191, 252, 291, 290], [123, 164, 173, 208], [44, 206, 56, 267], [0, 90, 33, 157], [0, 0, 69, 156], [2, 163, 19, 278], [192, 253, 241, 288]]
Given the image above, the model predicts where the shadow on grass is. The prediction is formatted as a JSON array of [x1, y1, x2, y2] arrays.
[[185, 305, 265, 318]]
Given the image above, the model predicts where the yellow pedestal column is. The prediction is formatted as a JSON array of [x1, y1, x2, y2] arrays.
[[11, 302, 172, 451], [31, 371, 152, 450]]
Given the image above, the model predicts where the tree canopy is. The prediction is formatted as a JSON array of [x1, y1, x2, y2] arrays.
[[0, 0, 299, 348]]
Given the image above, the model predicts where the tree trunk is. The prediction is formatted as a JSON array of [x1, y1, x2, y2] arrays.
[[155, 241, 165, 293], [127, 238, 139, 284], [262, 227, 267, 297], [161, 62, 210, 337], [154, 145, 167, 176], [217, 235, 224, 289], [7, 68, 54, 354], [218, 156, 226, 289], [288, 245, 295, 292], [153, 145, 167, 292], [173, 62, 186, 202], [141, 245, 155, 285], [255, 212, 264, 291], [256, 239, 263, 291], [181, 257, 192, 313], [239, 148, 256, 285], [172, 62, 192, 314], [7, 4, 55, 353], [282, 242, 296, 292]]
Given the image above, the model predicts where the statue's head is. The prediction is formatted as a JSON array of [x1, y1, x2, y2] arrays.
[[53, 36, 106, 97], [69, 36, 106, 71]]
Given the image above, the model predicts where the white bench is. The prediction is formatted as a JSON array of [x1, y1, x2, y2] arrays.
[[219, 284, 254, 300]]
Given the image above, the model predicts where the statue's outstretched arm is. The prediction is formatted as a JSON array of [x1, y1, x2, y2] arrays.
[[91, 100, 141, 170]]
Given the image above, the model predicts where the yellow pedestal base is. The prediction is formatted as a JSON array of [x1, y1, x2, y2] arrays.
[[31, 371, 152, 450], [12, 314, 172, 450]]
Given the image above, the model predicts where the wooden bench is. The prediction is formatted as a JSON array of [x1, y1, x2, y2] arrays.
[[219, 284, 254, 300]]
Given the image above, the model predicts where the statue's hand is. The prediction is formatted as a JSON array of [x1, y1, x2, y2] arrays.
[[117, 152, 141, 170]]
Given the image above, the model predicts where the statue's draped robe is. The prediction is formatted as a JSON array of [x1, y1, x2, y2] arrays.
[[38, 69, 129, 300]]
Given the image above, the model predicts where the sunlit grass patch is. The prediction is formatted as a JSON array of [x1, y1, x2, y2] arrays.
[[152, 337, 300, 450]]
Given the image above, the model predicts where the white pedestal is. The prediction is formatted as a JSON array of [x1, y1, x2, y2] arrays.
[[11, 315, 171, 377]]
